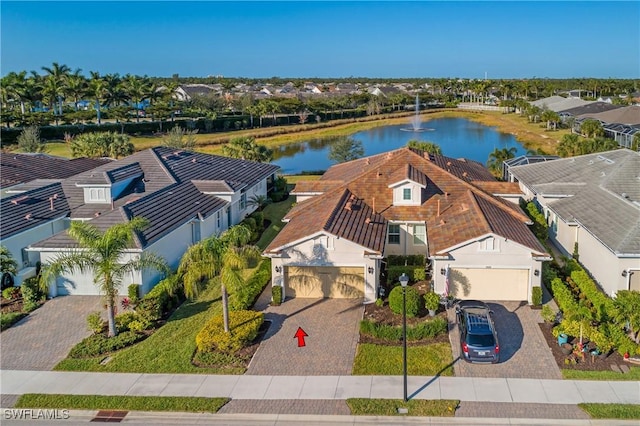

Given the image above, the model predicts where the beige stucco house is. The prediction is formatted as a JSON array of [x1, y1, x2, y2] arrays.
[[264, 147, 550, 304]]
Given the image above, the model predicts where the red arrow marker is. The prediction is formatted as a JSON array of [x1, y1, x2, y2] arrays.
[[294, 327, 308, 347]]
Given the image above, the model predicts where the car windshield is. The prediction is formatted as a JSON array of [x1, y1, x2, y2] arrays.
[[467, 333, 495, 347]]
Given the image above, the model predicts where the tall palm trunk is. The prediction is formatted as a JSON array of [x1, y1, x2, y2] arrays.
[[221, 283, 230, 333]]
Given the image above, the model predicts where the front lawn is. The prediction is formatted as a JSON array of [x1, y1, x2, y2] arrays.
[[353, 342, 454, 376], [55, 269, 257, 374], [579, 403, 640, 419], [347, 398, 459, 417], [562, 366, 640, 381], [15, 394, 228, 413]]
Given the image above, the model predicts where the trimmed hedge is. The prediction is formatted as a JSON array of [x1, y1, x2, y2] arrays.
[[532, 286, 542, 306], [524, 201, 549, 240], [388, 285, 422, 318], [195, 310, 263, 354], [68, 331, 145, 358], [272, 285, 282, 306], [386, 255, 425, 266], [360, 317, 447, 341], [570, 270, 614, 322], [387, 266, 426, 284], [136, 275, 183, 322], [229, 259, 271, 311]]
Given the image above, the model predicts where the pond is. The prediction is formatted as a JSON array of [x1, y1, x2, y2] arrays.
[[272, 117, 526, 175]]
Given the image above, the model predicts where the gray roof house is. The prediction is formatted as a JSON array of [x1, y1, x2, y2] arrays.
[[509, 149, 640, 296], [1, 147, 279, 296]]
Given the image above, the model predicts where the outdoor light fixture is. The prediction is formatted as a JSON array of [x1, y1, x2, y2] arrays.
[[368, 267, 374, 274], [440, 268, 446, 275], [399, 273, 409, 402], [622, 270, 628, 277], [534, 270, 540, 276], [275, 266, 282, 273]]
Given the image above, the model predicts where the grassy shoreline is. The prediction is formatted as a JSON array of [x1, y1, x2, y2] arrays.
[[42, 109, 563, 158]]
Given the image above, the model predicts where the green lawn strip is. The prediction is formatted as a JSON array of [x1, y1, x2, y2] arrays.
[[579, 403, 640, 419], [55, 274, 247, 374], [347, 398, 459, 417], [353, 343, 454, 376], [283, 175, 322, 184], [256, 195, 295, 251], [15, 394, 228, 414], [562, 367, 640, 381], [1, 312, 27, 330]]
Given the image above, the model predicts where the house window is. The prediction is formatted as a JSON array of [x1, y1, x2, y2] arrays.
[[403, 188, 411, 200], [413, 224, 426, 245], [388, 224, 400, 244], [240, 193, 247, 210]]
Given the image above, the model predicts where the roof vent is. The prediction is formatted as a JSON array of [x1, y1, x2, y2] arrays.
[[622, 193, 629, 199], [345, 201, 352, 211], [11, 195, 29, 205], [24, 213, 32, 220]]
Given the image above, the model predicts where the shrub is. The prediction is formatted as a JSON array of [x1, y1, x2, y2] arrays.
[[541, 305, 556, 323], [229, 259, 271, 311], [387, 266, 426, 284], [388, 285, 422, 318], [386, 255, 425, 266], [127, 319, 149, 333], [524, 201, 548, 240], [532, 286, 542, 306], [359, 317, 447, 341], [570, 270, 614, 322], [375, 298, 384, 307], [136, 275, 183, 322], [86, 311, 104, 334], [196, 310, 264, 354], [128, 284, 140, 304], [21, 277, 44, 311], [2, 286, 20, 300], [115, 312, 138, 332], [424, 292, 440, 311], [68, 331, 145, 358], [271, 285, 282, 306], [250, 211, 264, 229]]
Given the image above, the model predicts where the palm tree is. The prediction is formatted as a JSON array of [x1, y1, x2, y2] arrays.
[[89, 72, 107, 125], [41, 62, 71, 117], [1, 245, 18, 286], [41, 218, 169, 337], [222, 136, 273, 162], [247, 194, 272, 212], [178, 225, 259, 333], [487, 147, 517, 176]]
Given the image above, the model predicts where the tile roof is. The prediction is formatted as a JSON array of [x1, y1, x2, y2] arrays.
[[510, 149, 640, 255], [563, 102, 622, 117], [1, 183, 69, 240], [269, 147, 542, 256], [577, 105, 640, 126], [0, 153, 111, 188]]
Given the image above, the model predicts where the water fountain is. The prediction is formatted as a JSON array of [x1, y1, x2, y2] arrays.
[[401, 95, 433, 132]]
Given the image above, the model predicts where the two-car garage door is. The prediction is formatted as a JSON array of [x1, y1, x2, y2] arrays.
[[452, 268, 529, 301], [285, 266, 364, 299]]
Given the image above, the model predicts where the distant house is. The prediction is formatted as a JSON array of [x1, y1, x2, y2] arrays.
[[264, 148, 548, 304], [1, 148, 279, 296], [509, 149, 640, 296], [174, 84, 222, 101]]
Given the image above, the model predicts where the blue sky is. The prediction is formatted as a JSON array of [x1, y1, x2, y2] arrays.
[[2, 1, 639, 79]]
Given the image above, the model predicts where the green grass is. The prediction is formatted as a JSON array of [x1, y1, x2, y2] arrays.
[[353, 342, 454, 376], [1, 312, 27, 330], [256, 195, 295, 250], [283, 174, 322, 184], [579, 403, 640, 419], [55, 275, 246, 374], [15, 394, 228, 413], [562, 366, 640, 381], [347, 398, 459, 417]]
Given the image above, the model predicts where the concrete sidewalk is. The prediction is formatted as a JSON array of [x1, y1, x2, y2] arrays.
[[2, 370, 639, 405]]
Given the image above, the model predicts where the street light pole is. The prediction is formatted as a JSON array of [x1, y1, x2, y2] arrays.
[[399, 273, 409, 402]]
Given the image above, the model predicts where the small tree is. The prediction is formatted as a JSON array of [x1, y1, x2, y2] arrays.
[[222, 136, 273, 163], [612, 290, 640, 344], [162, 126, 197, 149], [1, 245, 18, 290], [407, 140, 442, 155], [17, 126, 48, 153], [328, 136, 364, 163]]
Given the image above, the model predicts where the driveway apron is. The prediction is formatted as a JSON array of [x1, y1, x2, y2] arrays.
[[247, 297, 363, 375], [1, 296, 103, 370], [449, 301, 562, 379]]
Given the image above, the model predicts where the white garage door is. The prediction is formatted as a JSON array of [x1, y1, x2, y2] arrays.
[[55, 271, 99, 296], [451, 268, 529, 301], [285, 266, 364, 299]]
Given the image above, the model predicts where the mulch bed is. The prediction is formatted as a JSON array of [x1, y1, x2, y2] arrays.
[[538, 322, 626, 372], [360, 301, 450, 346], [1, 297, 24, 314]]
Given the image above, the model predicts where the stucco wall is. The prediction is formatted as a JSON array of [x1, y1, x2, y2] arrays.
[[383, 222, 428, 256]]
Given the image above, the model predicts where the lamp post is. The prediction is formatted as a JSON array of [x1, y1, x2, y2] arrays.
[[399, 272, 409, 402]]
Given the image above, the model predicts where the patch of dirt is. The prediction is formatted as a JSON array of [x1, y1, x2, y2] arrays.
[[1, 297, 24, 314], [538, 322, 626, 371]]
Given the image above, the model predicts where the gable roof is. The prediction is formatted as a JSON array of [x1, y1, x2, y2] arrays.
[[577, 105, 640, 126], [1, 183, 69, 240], [510, 149, 640, 256], [268, 147, 546, 256]]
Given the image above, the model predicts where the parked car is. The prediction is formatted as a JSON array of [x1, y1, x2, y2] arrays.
[[456, 300, 499, 364]]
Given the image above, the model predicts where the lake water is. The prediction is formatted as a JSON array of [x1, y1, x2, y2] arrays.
[[272, 117, 526, 175]]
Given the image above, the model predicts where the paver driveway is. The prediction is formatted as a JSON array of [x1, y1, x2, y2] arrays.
[[247, 297, 363, 375], [1, 296, 102, 370], [449, 301, 561, 379]]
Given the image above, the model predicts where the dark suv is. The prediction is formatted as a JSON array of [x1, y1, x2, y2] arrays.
[[456, 300, 500, 364]]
